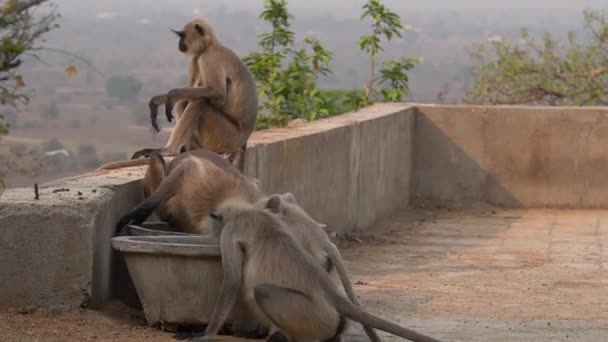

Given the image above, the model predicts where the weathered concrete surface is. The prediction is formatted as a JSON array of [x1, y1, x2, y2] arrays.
[[2, 209, 607, 342], [0, 168, 146, 310], [341, 208, 608, 341], [245, 103, 414, 232], [412, 104, 608, 208], [350, 105, 414, 229]]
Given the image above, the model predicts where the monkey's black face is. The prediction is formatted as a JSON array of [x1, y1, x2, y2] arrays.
[[178, 38, 188, 53], [172, 29, 188, 53]]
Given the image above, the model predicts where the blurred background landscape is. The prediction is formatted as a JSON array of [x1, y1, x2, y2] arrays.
[[1, 0, 605, 187]]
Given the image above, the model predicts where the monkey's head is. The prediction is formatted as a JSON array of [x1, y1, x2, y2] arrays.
[[172, 18, 217, 56], [209, 198, 255, 230], [256, 193, 330, 234]]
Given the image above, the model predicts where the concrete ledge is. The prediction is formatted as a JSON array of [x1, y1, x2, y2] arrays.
[[412, 104, 608, 208], [5, 102, 608, 311], [0, 103, 415, 310], [0, 169, 146, 310], [245, 103, 414, 231]]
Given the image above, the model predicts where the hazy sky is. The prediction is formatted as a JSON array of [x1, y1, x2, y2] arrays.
[[54, 0, 607, 19]]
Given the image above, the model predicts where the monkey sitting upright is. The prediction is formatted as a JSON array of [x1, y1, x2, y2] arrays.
[[180, 199, 444, 342], [97, 17, 258, 173]]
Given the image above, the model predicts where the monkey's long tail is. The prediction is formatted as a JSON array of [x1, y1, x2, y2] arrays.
[[95, 158, 150, 172], [334, 296, 444, 342], [328, 247, 383, 342]]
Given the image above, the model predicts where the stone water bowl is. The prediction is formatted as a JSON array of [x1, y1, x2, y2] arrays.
[[125, 221, 194, 237], [112, 235, 241, 327]]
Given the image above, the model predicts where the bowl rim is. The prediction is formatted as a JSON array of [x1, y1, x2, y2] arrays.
[[112, 235, 221, 256], [126, 224, 194, 236]]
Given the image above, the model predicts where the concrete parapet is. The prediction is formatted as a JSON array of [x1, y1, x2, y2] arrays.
[[0, 103, 415, 310], [245, 103, 414, 232], [412, 104, 608, 208], [7, 102, 608, 312], [0, 169, 146, 310]]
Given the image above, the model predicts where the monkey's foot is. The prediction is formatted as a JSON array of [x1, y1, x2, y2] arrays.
[[232, 329, 268, 339], [171, 324, 207, 335], [131, 148, 159, 160], [173, 325, 233, 341], [266, 331, 288, 342], [173, 332, 204, 341]]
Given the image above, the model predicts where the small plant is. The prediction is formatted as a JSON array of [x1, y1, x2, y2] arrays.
[[349, 0, 419, 109], [243, 0, 418, 129], [243, 0, 334, 129]]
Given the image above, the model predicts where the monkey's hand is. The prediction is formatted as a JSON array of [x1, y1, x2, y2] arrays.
[[149, 101, 161, 132], [166, 105, 174, 123], [165, 90, 178, 123], [148, 94, 168, 132], [115, 206, 152, 236], [115, 215, 134, 236]]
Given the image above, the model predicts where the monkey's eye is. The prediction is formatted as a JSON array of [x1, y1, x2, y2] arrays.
[[210, 213, 222, 221]]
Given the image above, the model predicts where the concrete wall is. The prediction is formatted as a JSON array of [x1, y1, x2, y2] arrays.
[[412, 104, 608, 208], [0, 103, 415, 311], [4, 102, 608, 312], [245, 103, 414, 231], [0, 171, 146, 311]]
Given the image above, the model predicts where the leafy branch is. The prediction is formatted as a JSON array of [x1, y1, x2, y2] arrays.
[[0, 0, 100, 185], [243, 0, 334, 128], [243, 0, 419, 129], [465, 10, 608, 106]]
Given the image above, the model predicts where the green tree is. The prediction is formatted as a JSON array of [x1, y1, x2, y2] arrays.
[[42, 101, 60, 120], [465, 10, 608, 106], [0, 1, 96, 186], [348, 0, 420, 108], [0, 0, 59, 153], [105, 75, 143, 103], [319, 89, 362, 115], [243, 0, 334, 128], [1, 108, 17, 129], [0, 1, 59, 111]]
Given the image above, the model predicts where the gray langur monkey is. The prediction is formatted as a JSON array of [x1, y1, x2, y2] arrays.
[[97, 17, 258, 173], [255, 193, 382, 342], [181, 199, 444, 342]]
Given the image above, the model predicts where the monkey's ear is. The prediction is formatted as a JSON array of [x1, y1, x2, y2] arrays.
[[281, 192, 297, 204], [195, 24, 205, 36], [210, 212, 222, 221], [171, 29, 185, 38], [265, 195, 283, 214]]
